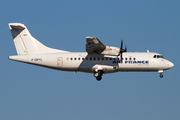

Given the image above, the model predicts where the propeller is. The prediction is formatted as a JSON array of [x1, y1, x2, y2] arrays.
[[125, 45, 127, 52], [118, 39, 127, 62]]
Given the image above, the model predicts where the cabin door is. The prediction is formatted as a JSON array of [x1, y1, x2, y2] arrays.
[[57, 57, 63, 67]]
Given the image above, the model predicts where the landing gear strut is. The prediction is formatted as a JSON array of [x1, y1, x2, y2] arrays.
[[94, 70, 103, 81], [158, 70, 163, 78]]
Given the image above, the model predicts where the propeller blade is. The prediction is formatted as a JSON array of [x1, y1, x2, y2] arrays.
[[121, 39, 123, 50], [120, 53, 122, 62], [119, 39, 123, 62], [119, 39, 127, 63], [125, 45, 127, 52]]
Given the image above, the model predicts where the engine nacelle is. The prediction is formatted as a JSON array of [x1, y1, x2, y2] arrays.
[[101, 46, 120, 56]]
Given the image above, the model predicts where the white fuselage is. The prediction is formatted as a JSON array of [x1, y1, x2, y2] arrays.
[[9, 52, 174, 74], [8, 23, 174, 80]]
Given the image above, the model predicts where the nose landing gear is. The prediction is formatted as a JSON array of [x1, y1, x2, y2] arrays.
[[159, 73, 163, 78], [158, 70, 163, 78], [94, 70, 103, 81]]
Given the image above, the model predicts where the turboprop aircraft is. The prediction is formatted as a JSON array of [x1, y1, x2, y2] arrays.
[[8, 23, 174, 81]]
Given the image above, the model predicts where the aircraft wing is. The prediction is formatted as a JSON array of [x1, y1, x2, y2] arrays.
[[86, 37, 106, 54]]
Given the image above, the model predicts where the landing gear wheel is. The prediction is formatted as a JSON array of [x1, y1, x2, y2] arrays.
[[94, 70, 103, 81], [160, 74, 163, 78], [94, 72, 99, 77], [96, 76, 102, 81]]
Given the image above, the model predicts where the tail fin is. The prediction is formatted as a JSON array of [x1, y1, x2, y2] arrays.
[[9, 23, 68, 55]]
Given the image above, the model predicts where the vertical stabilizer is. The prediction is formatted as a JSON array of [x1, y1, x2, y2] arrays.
[[9, 23, 68, 55]]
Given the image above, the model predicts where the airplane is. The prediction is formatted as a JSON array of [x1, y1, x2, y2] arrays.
[[8, 23, 174, 81]]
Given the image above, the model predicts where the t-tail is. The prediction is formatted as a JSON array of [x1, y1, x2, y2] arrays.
[[8, 23, 69, 66], [9, 23, 67, 55]]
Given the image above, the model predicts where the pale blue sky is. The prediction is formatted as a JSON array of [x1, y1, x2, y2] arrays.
[[0, 0, 180, 120]]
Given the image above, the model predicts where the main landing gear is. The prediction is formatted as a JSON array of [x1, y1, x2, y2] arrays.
[[94, 70, 103, 81]]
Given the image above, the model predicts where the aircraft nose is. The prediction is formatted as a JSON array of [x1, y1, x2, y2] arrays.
[[168, 61, 174, 68]]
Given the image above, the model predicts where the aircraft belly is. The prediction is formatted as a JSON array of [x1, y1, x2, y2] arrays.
[[78, 64, 117, 73]]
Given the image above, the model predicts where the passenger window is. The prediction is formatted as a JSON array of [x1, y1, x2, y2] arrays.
[[98, 58, 100, 60], [82, 58, 84, 60], [110, 58, 112, 60], [86, 58, 88, 60], [129, 58, 131, 60], [125, 58, 127, 60], [106, 58, 108, 60], [67, 58, 69, 60], [90, 58, 92, 60], [102, 58, 104, 60], [78, 58, 80, 60], [71, 58, 73, 60], [74, 58, 76, 60], [114, 58, 116, 60], [94, 58, 96, 60], [133, 58, 136, 60]]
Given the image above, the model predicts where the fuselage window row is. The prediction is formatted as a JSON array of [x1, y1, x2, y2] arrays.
[[67, 57, 136, 61]]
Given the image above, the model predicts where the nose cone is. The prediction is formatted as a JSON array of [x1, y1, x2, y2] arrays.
[[168, 61, 174, 68]]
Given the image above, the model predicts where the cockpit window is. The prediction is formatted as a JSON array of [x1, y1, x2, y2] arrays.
[[153, 55, 164, 58], [160, 55, 164, 58]]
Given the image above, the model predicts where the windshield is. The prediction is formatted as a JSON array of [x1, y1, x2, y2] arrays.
[[153, 55, 164, 58]]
